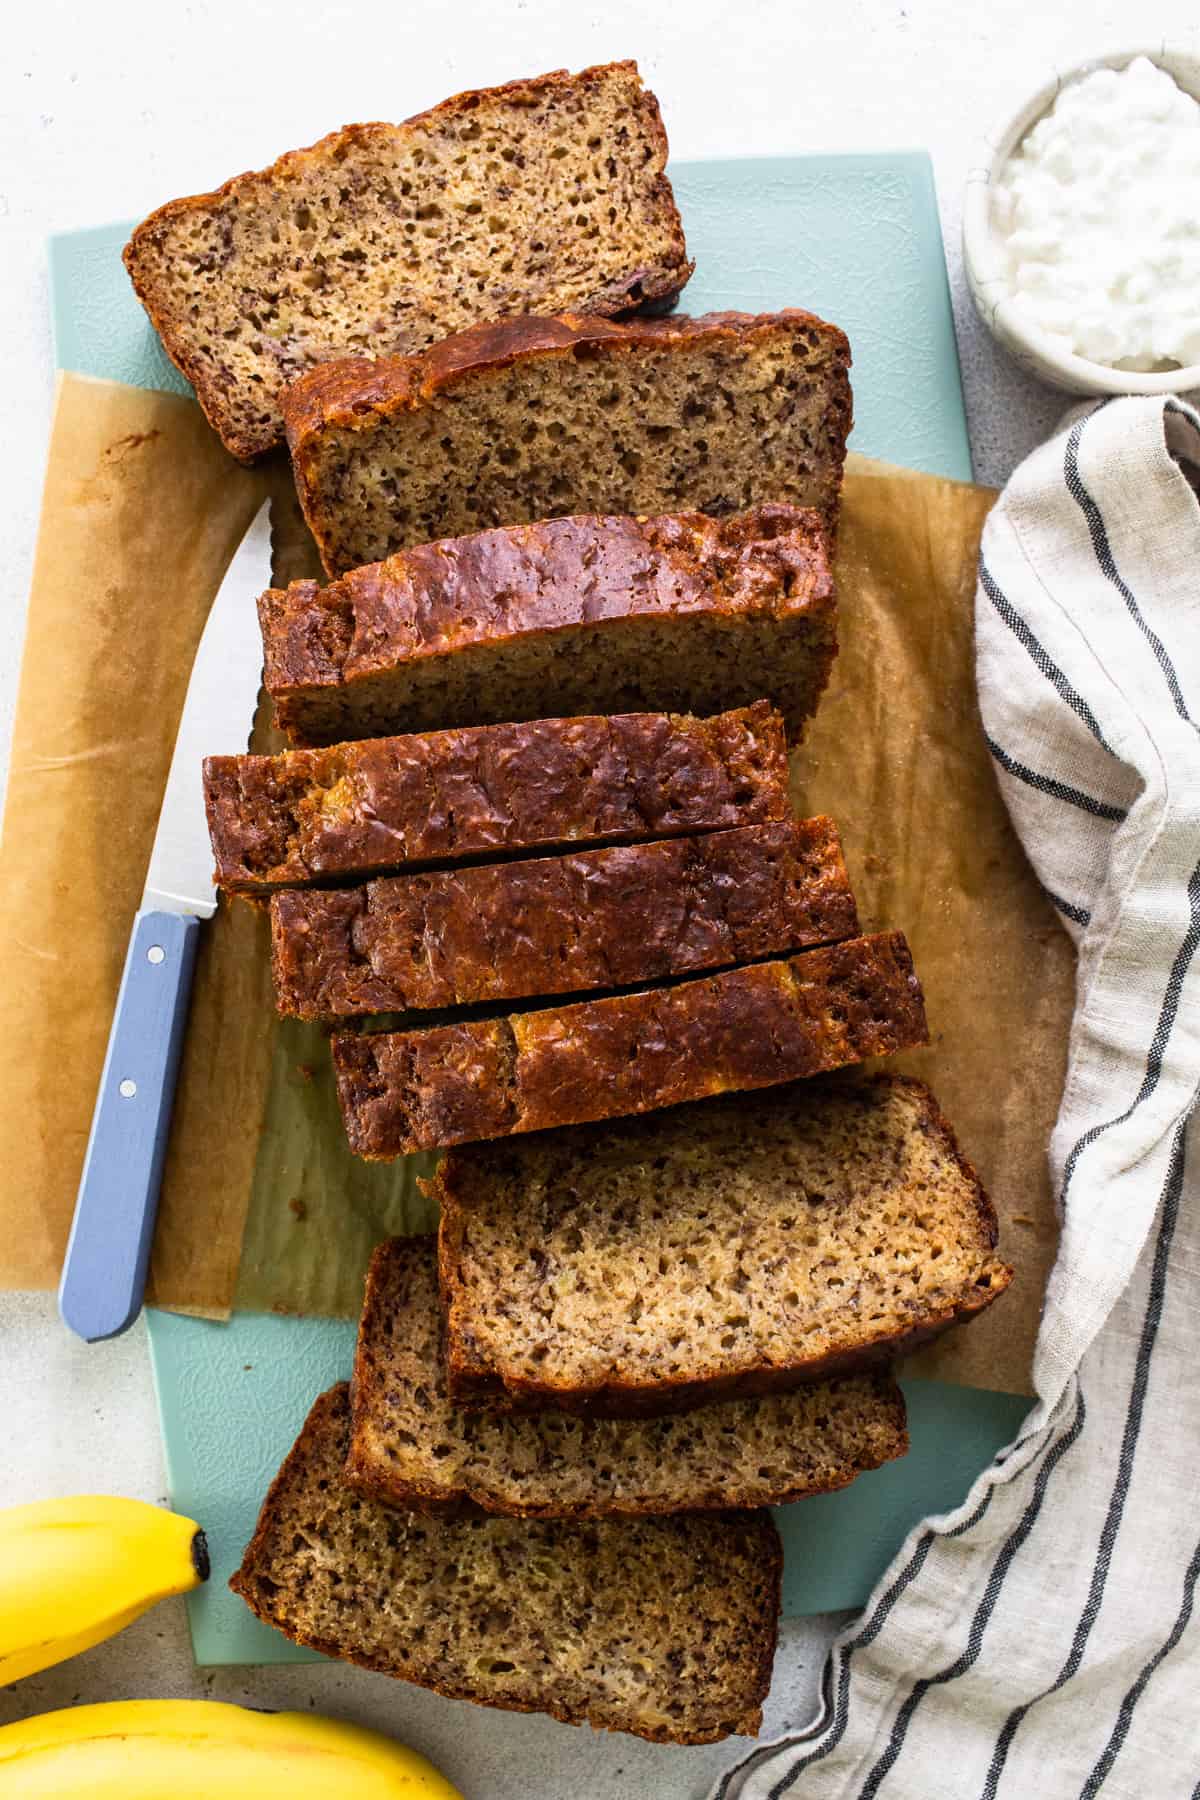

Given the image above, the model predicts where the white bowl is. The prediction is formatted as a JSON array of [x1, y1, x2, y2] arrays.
[[963, 46, 1200, 397]]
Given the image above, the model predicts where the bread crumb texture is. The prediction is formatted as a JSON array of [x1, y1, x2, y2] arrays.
[[437, 1075, 1012, 1412], [284, 311, 851, 574], [124, 62, 691, 459], [232, 1385, 780, 1743], [347, 1236, 907, 1516]]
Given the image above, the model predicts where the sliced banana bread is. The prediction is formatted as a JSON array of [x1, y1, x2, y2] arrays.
[[231, 1384, 781, 1743], [271, 819, 858, 1020], [204, 701, 789, 894], [124, 62, 691, 461], [437, 1076, 1011, 1417], [283, 310, 853, 576], [347, 1237, 908, 1518], [260, 505, 836, 747], [331, 932, 928, 1156]]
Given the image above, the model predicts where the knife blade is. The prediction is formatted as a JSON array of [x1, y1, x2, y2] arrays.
[[58, 498, 273, 1342]]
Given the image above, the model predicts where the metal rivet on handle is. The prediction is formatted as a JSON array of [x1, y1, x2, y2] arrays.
[[147, 945, 165, 965], [119, 1079, 137, 1098]]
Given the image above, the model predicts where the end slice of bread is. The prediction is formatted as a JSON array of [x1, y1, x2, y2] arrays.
[[436, 1075, 1013, 1417], [124, 62, 692, 461], [231, 1384, 781, 1744]]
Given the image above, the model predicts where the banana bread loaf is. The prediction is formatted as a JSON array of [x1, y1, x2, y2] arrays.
[[124, 62, 691, 461], [437, 1075, 1013, 1418], [204, 701, 790, 894], [331, 931, 928, 1156], [283, 309, 853, 576], [260, 505, 836, 747], [271, 818, 858, 1019], [347, 1236, 908, 1518], [231, 1384, 781, 1744]]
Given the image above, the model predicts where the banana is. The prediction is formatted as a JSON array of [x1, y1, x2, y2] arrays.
[[0, 1701, 462, 1798], [0, 1496, 207, 1684]]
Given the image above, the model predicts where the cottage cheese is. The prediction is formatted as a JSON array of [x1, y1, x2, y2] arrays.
[[992, 57, 1200, 371]]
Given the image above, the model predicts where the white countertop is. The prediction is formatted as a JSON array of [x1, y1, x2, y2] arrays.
[[2, 4, 1196, 1795]]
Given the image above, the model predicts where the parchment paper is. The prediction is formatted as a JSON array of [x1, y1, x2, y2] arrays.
[[1, 375, 1073, 1391], [800, 462, 1073, 1390], [0, 374, 264, 1305]]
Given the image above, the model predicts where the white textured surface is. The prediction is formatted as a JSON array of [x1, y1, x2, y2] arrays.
[[1, 4, 1196, 1794]]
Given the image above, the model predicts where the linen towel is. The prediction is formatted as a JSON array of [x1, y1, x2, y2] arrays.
[[712, 395, 1200, 1800]]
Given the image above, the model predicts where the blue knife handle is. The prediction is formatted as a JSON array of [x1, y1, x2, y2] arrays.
[[58, 910, 202, 1342]]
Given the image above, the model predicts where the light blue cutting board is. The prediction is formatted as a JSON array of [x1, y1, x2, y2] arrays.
[[50, 152, 1029, 1667]]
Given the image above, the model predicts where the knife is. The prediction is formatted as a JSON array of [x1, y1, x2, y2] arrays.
[[58, 499, 273, 1343]]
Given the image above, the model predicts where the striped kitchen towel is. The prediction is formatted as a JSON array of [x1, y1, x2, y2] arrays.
[[712, 395, 1200, 1800]]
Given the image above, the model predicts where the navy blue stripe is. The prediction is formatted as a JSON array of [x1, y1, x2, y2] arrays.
[[979, 560, 1116, 754], [758, 1495, 994, 1800], [1064, 418, 1191, 723], [853, 1384, 1088, 1800], [1061, 856, 1200, 1203], [1045, 888, 1091, 929], [980, 1125, 1188, 1797], [1079, 1530, 1200, 1796], [985, 733, 1128, 822]]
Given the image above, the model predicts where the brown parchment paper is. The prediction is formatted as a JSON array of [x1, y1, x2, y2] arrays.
[[0, 374, 264, 1304], [798, 461, 1074, 1391], [1, 377, 1074, 1392]]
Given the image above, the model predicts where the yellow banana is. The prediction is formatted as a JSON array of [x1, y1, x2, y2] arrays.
[[0, 1701, 462, 1798], [0, 1496, 207, 1684]]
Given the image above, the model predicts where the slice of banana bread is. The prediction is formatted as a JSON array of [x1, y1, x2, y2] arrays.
[[204, 701, 790, 894], [231, 1384, 781, 1744], [437, 1075, 1013, 1418], [283, 310, 853, 576], [271, 819, 858, 1019], [259, 505, 835, 747], [331, 932, 928, 1157], [347, 1237, 908, 1518], [124, 62, 692, 461]]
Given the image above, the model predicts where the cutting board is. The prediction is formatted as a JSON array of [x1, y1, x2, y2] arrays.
[[50, 152, 1029, 1667]]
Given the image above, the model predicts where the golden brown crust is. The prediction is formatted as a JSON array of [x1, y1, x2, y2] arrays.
[[124, 62, 692, 461], [331, 931, 930, 1157], [259, 503, 837, 747], [435, 1073, 1013, 1418], [269, 818, 859, 1020], [284, 309, 851, 497], [345, 1236, 908, 1518], [203, 702, 791, 894], [232, 1384, 779, 1743]]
